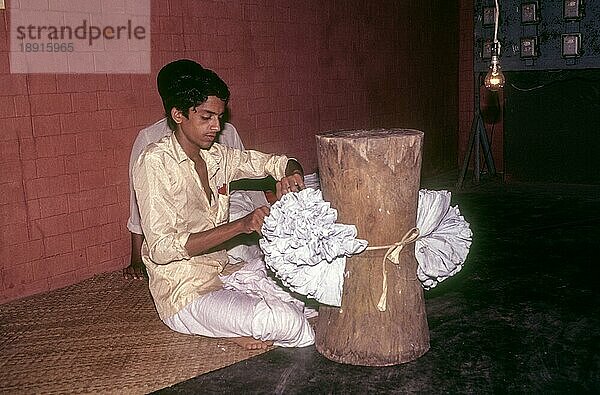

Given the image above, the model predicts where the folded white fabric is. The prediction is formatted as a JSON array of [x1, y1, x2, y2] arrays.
[[415, 189, 473, 289], [259, 188, 367, 306], [227, 172, 320, 265], [260, 184, 473, 306], [220, 258, 318, 319], [303, 172, 320, 190]]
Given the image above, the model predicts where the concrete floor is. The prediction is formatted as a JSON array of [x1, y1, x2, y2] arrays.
[[156, 177, 600, 394]]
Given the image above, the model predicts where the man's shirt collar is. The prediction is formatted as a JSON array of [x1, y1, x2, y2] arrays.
[[169, 133, 222, 178]]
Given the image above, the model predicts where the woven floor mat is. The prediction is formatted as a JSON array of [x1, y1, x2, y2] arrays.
[[0, 271, 274, 394]]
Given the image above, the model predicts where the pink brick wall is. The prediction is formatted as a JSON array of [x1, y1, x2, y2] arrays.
[[1, 0, 459, 303]]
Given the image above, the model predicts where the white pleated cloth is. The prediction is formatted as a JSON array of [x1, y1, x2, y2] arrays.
[[260, 186, 472, 307], [259, 188, 367, 306], [415, 189, 473, 289]]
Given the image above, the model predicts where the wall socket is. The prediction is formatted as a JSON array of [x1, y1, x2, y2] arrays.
[[562, 33, 582, 57], [482, 39, 493, 60], [564, 0, 584, 20], [483, 6, 496, 27], [521, 2, 540, 24], [520, 37, 539, 58]]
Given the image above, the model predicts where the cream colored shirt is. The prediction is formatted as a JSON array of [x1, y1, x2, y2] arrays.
[[133, 133, 289, 319]]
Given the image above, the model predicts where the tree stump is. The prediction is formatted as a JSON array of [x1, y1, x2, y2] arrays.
[[315, 128, 430, 366]]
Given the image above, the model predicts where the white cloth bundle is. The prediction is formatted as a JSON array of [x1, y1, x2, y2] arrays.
[[259, 188, 367, 306], [227, 172, 321, 265], [415, 189, 473, 289], [260, 183, 472, 306], [220, 258, 318, 319]]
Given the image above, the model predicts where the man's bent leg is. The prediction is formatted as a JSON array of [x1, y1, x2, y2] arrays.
[[163, 288, 315, 348]]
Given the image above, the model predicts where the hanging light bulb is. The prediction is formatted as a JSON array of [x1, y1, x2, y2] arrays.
[[484, 52, 505, 91], [484, 0, 505, 91]]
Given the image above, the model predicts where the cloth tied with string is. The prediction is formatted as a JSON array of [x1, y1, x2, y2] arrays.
[[260, 187, 472, 309]]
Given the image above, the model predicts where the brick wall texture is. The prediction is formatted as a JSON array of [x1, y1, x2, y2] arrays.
[[1, 0, 460, 303]]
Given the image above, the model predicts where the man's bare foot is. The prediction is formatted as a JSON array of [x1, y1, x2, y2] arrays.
[[123, 261, 147, 280], [126, 233, 146, 280], [230, 337, 273, 350]]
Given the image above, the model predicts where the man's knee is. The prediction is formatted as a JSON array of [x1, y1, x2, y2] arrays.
[[252, 300, 314, 346]]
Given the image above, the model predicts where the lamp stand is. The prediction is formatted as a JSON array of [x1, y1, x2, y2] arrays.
[[457, 73, 496, 188]]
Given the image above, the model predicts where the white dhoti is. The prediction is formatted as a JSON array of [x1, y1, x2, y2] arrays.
[[162, 259, 315, 348], [163, 176, 318, 348]]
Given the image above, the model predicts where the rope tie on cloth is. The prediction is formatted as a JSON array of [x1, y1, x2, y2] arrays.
[[365, 227, 420, 312]]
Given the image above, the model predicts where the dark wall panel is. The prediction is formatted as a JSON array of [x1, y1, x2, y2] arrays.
[[504, 70, 600, 183]]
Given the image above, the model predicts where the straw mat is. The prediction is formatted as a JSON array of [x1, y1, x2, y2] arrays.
[[0, 271, 274, 394]]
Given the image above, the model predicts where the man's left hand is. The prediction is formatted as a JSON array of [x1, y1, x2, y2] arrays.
[[275, 173, 304, 199]]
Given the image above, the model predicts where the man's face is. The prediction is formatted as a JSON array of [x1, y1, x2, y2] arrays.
[[176, 95, 225, 151]]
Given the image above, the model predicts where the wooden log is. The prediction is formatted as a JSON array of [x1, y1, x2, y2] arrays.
[[315, 128, 429, 366]]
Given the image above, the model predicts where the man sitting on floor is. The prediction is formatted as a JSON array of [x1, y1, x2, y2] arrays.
[[124, 61, 269, 280], [132, 60, 315, 349]]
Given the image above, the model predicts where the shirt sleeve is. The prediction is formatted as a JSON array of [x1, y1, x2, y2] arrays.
[[126, 131, 151, 234], [132, 152, 191, 265], [224, 147, 289, 182], [127, 120, 172, 234]]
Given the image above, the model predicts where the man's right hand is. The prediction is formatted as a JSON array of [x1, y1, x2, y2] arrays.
[[240, 206, 270, 235], [184, 206, 270, 257]]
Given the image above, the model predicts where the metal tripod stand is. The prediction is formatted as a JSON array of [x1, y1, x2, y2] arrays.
[[457, 74, 497, 188]]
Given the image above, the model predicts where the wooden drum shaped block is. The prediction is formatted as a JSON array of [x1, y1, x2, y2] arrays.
[[315, 128, 430, 366]]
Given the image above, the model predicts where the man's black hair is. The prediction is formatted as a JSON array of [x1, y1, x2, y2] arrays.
[[157, 60, 230, 130]]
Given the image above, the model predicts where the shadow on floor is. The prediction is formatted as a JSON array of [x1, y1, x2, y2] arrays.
[[158, 175, 600, 394]]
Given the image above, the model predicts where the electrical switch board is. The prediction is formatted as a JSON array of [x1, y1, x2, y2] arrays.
[[474, 0, 600, 71]]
